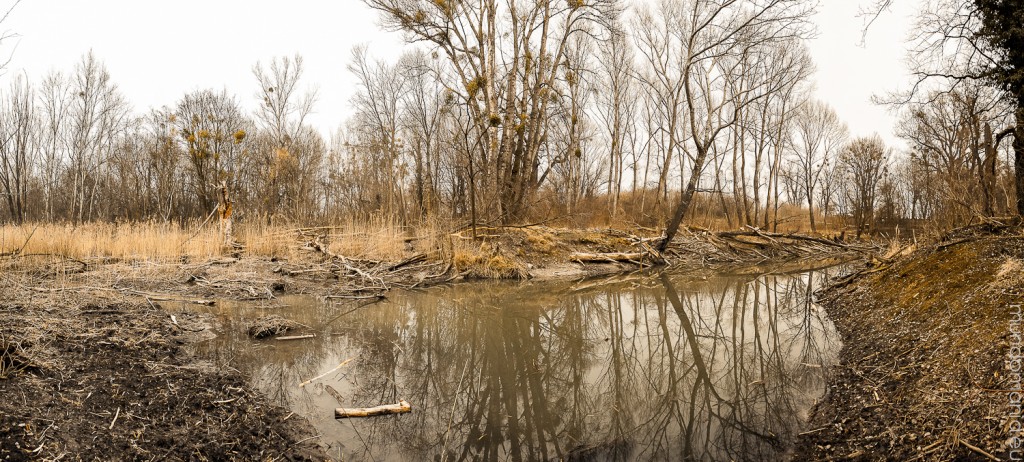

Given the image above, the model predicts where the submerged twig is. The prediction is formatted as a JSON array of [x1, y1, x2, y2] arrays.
[[298, 357, 356, 388]]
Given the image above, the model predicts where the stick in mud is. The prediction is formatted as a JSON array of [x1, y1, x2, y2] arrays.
[[335, 400, 411, 419], [324, 385, 345, 405]]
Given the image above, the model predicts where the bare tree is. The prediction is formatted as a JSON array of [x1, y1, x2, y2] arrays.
[[840, 135, 890, 237], [141, 108, 183, 221], [347, 45, 410, 220], [0, 1, 21, 74], [174, 89, 248, 216], [656, 0, 816, 251], [871, 0, 1024, 215], [817, 157, 842, 230], [0, 75, 33, 223], [362, 0, 618, 223], [253, 54, 322, 222], [399, 50, 449, 216], [897, 87, 1011, 225], [67, 51, 130, 224], [761, 46, 814, 231], [633, 1, 688, 208], [546, 34, 602, 219], [37, 72, 72, 221], [593, 23, 637, 218], [253, 55, 316, 148], [789, 100, 848, 232]]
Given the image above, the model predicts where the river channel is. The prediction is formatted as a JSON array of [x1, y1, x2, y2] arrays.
[[183, 264, 845, 461]]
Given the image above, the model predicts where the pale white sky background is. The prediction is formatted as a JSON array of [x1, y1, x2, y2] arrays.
[[2, 0, 916, 149]]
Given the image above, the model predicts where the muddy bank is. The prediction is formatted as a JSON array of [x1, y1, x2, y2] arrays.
[[3, 225, 868, 301], [0, 288, 327, 460], [795, 225, 1022, 460]]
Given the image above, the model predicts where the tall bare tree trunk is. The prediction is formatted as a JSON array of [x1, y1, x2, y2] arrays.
[[219, 180, 234, 246], [657, 148, 709, 253]]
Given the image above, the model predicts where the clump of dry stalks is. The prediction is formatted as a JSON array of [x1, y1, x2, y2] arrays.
[[246, 315, 301, 339], [0, 334, 35, 378]]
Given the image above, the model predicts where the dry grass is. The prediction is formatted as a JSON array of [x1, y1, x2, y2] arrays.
[[324, 216, 415, 261], [553, 188, 859, 237], [0, 223, 226, 261], [523, 227, 558, 255], [451, 240, 528, 279], [0, 219, 434, 263], [0, 210, 861, 269]]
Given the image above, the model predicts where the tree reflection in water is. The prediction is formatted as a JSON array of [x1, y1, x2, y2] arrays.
[[189, 266, 842, 461]]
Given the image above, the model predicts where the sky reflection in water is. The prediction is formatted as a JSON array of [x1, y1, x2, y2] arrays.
[[187, 266, 842, 461]]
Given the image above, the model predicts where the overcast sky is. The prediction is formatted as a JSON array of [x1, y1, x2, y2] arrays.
[[3, 0, 917, 149]]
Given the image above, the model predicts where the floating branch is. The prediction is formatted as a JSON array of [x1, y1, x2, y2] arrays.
[[275, 334, 315, 341], [335, 400, 411, 419]]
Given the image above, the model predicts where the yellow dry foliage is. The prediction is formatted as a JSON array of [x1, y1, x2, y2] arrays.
[[0, 223, 223, 261]]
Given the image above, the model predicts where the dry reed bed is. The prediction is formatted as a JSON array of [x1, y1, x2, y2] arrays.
[[0, 220, 431, 262]]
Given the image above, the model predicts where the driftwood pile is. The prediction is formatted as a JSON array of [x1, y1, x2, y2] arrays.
[[296, 235, 450, 293], [565, 228, 665, 267], [246, 315, 301, 339], [568, 225, 877, 269], [663, 226, 879, 264]]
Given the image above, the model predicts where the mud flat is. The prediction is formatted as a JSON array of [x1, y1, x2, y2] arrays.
[[794, 223, 1023, 461], [0, 291, 327, 460]]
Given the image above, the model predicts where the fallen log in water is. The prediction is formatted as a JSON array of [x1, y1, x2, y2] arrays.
[[335, 400, 411, 419]]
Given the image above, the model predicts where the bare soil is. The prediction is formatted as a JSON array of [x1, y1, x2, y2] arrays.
[[0, 225, 864, 460], [794, 222, 1024, 461], [0, 292, 326, 461]]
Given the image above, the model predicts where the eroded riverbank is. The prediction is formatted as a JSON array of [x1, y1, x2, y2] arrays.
[[795, 225, 1022, 460]]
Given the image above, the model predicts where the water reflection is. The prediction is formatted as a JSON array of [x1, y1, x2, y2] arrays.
[[185, 265, 843, 461]]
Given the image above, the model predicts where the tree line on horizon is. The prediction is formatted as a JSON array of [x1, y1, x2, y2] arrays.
[[0, 0, 1017, 239]]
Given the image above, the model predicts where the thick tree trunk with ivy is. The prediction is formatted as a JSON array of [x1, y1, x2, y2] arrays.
[[1015, 102, 1024, 216]]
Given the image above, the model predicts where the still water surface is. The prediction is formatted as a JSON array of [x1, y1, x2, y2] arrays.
[[186, 265, 843, 461]]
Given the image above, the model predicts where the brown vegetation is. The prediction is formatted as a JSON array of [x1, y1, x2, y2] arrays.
[[246, 314, 302, 339], [0, 0, 1019, 459], [3, 0, 1010, 249]]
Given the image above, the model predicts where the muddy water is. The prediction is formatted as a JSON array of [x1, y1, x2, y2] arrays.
[[184, 265, 843, 461]]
